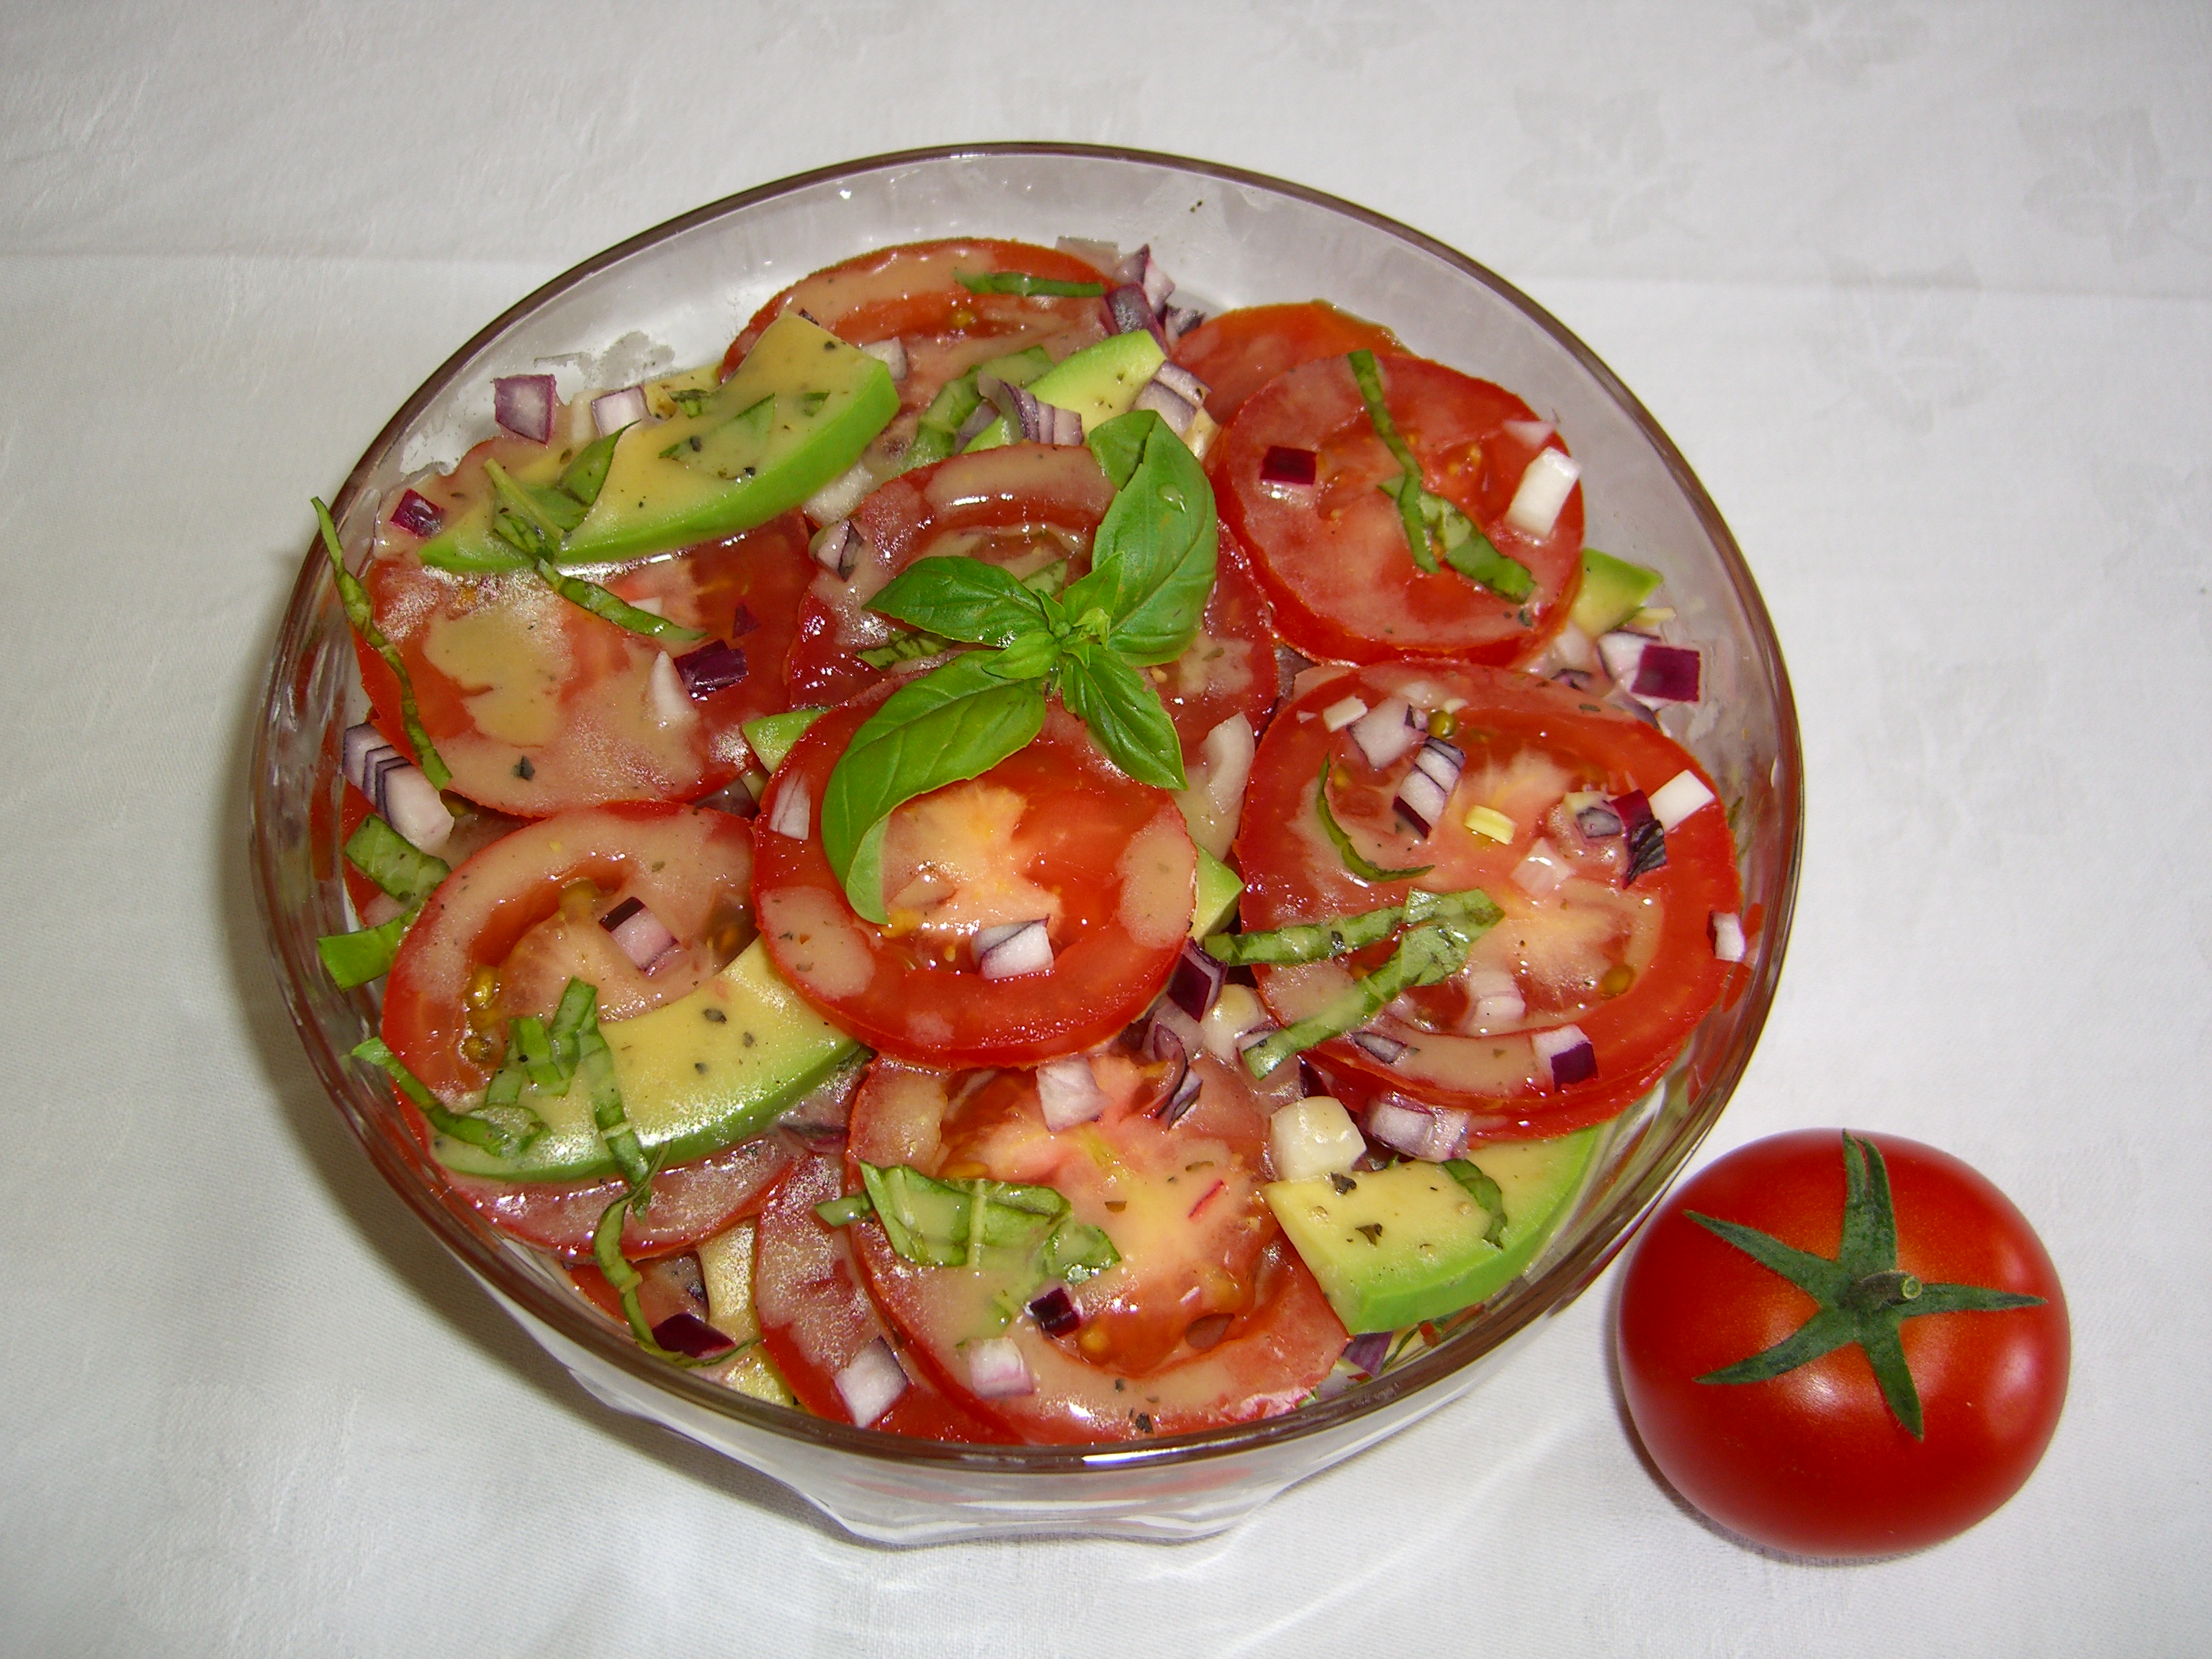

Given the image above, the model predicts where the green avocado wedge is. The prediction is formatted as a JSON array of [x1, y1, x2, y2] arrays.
[[1263, 1126, 1600, 1334], [431, 940, 864, 1180], [963, 328, 1166, 452], [562, 312, 898, 564]]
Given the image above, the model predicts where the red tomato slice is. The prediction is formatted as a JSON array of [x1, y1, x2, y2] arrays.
[[752, 1150, 1017, 1442], [724, 238, 1111, 472], [842, 1056, 1346, 1442], [752, 693, 1196, 1069], [1170, 300, 1402, 426], [443, 1129, 797, 1262], [1235, 662, 1741, 1136], [785, 445, 1279, 763], [1216, 353, 1582, 666], [357, 497, 811, 815], [383, 801, 755, 1100]]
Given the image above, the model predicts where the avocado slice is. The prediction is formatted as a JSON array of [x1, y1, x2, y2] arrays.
[[1191, 845, 1242, 939], [1263, 1125, 1599, 1333], [432, 940, 864, 1180], [963, 329, 1166, 452], [556, 313, 894, 565], [1569, 548, 1664, 638]]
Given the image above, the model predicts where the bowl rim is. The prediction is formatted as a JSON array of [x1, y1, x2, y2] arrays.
[[253, 140, 1804, 1476]]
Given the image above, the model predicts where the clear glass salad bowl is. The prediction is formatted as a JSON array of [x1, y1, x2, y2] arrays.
[[250, 143, 1802, 1545]]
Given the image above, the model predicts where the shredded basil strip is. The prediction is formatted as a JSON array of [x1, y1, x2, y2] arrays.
[[590, 1192, 730, 1367], [529, 556, 704, 645], [1345, 351, 1535, 601], [313, 498, 451, 789], [1241, 908, 1498, 1079], [1205, 886, 1499, 966], [316, 914, 411, 988], [954, 270, 1105, 298], [1317, 763, 1434, 882], [845, 1163, 1118, 1287], [351, 1035, 544, 1159], [1444, 1158, 1511, 1248], [343, 814, 449, 906]]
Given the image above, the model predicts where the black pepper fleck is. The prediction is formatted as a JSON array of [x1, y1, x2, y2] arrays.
[[702, 1007, 727, 1023]]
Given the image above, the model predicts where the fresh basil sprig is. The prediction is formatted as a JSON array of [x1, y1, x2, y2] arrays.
[[1346, 349, 1535, 601], [313, 498, 450, 789], [818, 410, 1215, 922]]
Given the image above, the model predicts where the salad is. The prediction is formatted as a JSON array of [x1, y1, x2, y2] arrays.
[[316, 233, 1750, 1445]]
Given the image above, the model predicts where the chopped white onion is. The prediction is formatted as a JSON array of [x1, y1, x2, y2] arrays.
[[646, 652, 696, 729], [380, 768, 451, 854], [965, 1336, 1035, 1399], [1711, 911, 1747, 963], [834, 1339, 908, 1427], [1036, 1056, 1107, 1130], [1502, 418, 1555, 449], [1321, 695, 1369, 732], [1551, 622, 1599, 673], [1650, 769, 1717, 830], [1511, 837, 1571, 898], [1347, 698, 1421, 770], [1201, 984, 1269, 1064], [1192, 714, 1256, 854], [1269, 1097, 1365, 1182], [1464, 967, 1526, 1028], [804, 462, 876, 529], [1366, 1099, 1469, 1163], [766, 781, 810, 841], [590, 385, 649, 436], [809, 519, 863, 577], [1597, 629, 1650, 688], [978, 919, 1053, 981], [858, 337, 908, 382], [1504, 448, 1581, 537]]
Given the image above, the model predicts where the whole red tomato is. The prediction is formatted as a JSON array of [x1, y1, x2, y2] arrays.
[[1614, 1130, 2068, 1559]]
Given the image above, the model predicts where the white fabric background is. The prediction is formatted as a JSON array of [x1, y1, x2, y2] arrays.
[[3, 1, 2206, 1652]]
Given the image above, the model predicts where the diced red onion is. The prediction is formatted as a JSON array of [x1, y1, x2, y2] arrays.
[[1028, 1284, 1080, 1337], [977, 918, 1053, 981], [1575, 799, 1624, 838], [1157, 1066, 1202, 1127], [977, 374, 1043, 443], [1166, 939, 1228, 1020], [1143, 1016, 1195, 1123], [1349, 1028, 1408, 1064], [1039, 401, 1085, 446], [493, 373, 557, 444], [805, 459, 877, 526], [1394, 737, 1465, 837], [1504, 446, 1581, 536], [858, 337, 908, 382], [1611, 788, 1668, 884], [953, 401, 998, 446], [1365, 1098, 1467, 1162], [649, 1312, 737, 1359], [1260, 445, 1318, 488], [675, 640, 747, 696], [809, 519, 862, 578], [965, 1336, 1034, 1399], [1133, 378, 1200, 436], [1511, 837, 1571, 898], [1650, 769, 1717, 830], [1710, 911, 1747, 963], [1347, 697, 1421, 770], [342, 722, 451, 852], [389, 489, 443, 539], [1036, 1056, 1107, 1130], [1151, 362, 1208, 408], [1342, 1331, 1392, 1376], [1532, 1025, 1597, 1087], [1115, 245, 1176, 313], [591, 385, 649, 436], [1552, 668, 1596, 693], [1162, 305, 1205, 347], [1105, 284, 1166, 347], [765, 781, 810, 841], [601, 896, 679, 971], [834, 1338, 908, 1427], [1502, 418, 1555, 449], [1631, 644, 1701, 704], [726, 603, 759, 637]]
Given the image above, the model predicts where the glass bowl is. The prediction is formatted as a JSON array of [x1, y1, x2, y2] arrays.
[[249, 143, 1801, 1545]]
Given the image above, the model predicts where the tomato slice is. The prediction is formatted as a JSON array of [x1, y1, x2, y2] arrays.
[[357, 494, 811, 815], [443, 1130, 797, 1262], [1234, 662, 1741, 1136], [723, 238, 1111, 470], [784, 444, 1280, 763], [752, 1150, 1017, 1442], [842, 1056, 1346, 1442], [1216, 353, 1582, 666], [752, 693, 1196, 1069], [383, 801, 755, 1100], [1170, 300, 1402, 426]]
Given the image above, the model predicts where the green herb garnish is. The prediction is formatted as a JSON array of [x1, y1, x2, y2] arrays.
[[1346, 350, 1534, 601], [313, 498, 450, 789], [351, 1035, 544, 1160], [1203, 886, 1499, 967], [822, 1164, 1121, 1286], [530, 556, 704, 647], [1444, 1158, 1510, 1248], [955, 271, 1106, 298], [819, 409, 1215, 921], [342, 814, 449, 906], [316, 914, 411, 988], [1316, 763, 1434, 882]]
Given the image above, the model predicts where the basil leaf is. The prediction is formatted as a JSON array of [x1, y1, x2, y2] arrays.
[[526, 482, 588, 534], [858, 630, 951, 670], [1316, 763, 1434, 881], [1204, 887, 1498, 966], [343, 813, 449, 906], [483, 460, 568, 554], [316, 913, 411, 988], [1060, 642, 1186, 790], [1241, 914, 1491, 1079], [820, 652, 1048, 920], [531, 557, 706, 646], [868, 557, 1051, 646], [313, 498, 451, 789], [1062, 410, 1218, 665], [987, 628, 1063, 682], [559, 423, 628, 508], [954, 270, 1106, 298]]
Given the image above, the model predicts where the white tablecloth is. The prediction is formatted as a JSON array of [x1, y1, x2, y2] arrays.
[[4, 3, 2205, 1652]]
